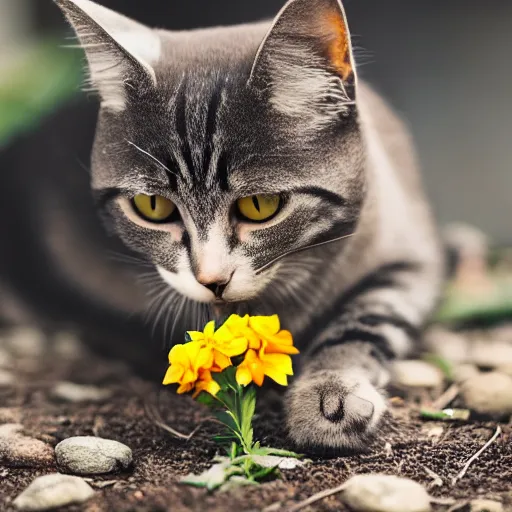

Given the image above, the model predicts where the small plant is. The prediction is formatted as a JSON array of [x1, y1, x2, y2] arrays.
[[162, 314, 303, 490]]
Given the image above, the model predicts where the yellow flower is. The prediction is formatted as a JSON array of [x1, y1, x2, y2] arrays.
[[192, 369, 221, 398], [236, 348, 294, 387], [248, 315, 299, 355], [163, 341, 214, 393], [187, 318, 248, 371]]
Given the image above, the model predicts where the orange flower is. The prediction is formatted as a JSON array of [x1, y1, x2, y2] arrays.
[[192, 369, 221, 398], [248, 315, 299, 355], [235, 348, 294, 387]]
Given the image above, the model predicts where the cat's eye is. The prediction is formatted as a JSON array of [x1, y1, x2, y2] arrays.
[[131, 194, 177, 223], [236, 194, 282, 222]]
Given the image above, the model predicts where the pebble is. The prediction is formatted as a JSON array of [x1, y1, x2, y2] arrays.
[[0, 368, 14, 387], [423, 328, 469, 363], [452, 364, 480, 383], [0, 347, 12, 368], [469, 499, 503, 512], [251, 455, 307, 469], [6, 328, 46, 358], [51, 332, 85, 360], [461, 372, 512, 416], [392, 360, 444, 388], [55, 436, 132, 475], [51, 382, 111, 403], [342, 474, 431, 512], [0, 424, 54, 468], [497, 363, 512, 377], [13, 473, 94, 511], [0, 407, 22, 424], [470, 340, 512, 368]]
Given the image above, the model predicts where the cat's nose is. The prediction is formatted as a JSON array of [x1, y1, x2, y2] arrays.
[[199, 278, 230, 299]]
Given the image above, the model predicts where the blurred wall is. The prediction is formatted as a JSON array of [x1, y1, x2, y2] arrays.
[[26, 0, 512, 243]]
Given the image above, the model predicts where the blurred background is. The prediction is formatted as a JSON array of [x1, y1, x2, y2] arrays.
[[0, 0, 510, 366]]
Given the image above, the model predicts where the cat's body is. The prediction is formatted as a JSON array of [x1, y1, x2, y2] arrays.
[[55, 0, 444, 452]]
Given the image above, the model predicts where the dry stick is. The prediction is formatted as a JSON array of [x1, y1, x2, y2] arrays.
[[451, 425, 502, 486], [282, 482, 349, 512], [432, 383, 460, 410], [144, 401, 200, 440]]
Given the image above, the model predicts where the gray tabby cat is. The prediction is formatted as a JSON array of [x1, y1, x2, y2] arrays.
[[55, 0, 444, 453]]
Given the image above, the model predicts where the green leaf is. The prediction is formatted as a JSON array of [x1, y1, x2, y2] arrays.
[[422, 353, 453, 381], [240, 386, 256, 450], [195, 391, 218, 408], [249, 465, 280, 482], [252, 447, 304, 458]]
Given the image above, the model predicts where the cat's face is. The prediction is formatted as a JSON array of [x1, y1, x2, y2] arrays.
[[57, 0, 365, 305]]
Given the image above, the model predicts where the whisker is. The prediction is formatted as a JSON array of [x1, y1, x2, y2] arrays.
[[125, 140, 178, 177], [255, 233, 355, 274]]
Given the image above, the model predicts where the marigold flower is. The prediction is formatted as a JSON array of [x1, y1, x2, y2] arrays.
[[162, 341, 215, 393], [187, 318, 248, 370], [236, 348, 294, 387], [192, 369, 221, 398], [248, 315, 299, 355]]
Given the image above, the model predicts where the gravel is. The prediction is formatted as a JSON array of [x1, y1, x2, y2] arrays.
[[341, 474, 431, 512], [392, 360, 444, 388], [55, 436, 132, 475], [12, 473, 94, 511], [461, 372, 512, 416], [51, 382, 111, 403], [0, 424, 54, 468]]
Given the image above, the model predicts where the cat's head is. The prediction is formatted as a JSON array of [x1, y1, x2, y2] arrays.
[[56, 0, 365, 305]]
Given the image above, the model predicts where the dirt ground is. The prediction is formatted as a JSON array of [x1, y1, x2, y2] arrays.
[[1, 333, 512, 512]]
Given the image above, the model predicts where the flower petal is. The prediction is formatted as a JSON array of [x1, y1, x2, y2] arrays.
[[264, 353, 294, 376], [249, 315, 280, 335], [162, 364, 183, 385], [213, 350, 232, 371], [236, 366, 252, 387], [204, 320, 216, 337]]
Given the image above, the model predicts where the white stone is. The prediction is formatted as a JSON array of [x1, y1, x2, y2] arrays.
[[342, 474, 431, 512], [52, 332, 85, 360], [461, 372, 512, 415], [452, 364, 480, 383], [0, 347, 12, 368], [497, 363, 512, 377], [52, 382, 111, 403], [470, 340, 512, 368], [0, 368, 14, 387], [392, 360, 444, 388], [13, 473, 94, 511], [423, 328, 469, 363], [251, 455, 306, 469], [0, 423, 54, 467], [6, 328, 46, 358], [470, 499, 503, 512], [55, 436, 132, 475]]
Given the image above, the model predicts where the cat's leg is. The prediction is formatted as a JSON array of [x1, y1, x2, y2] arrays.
[[285, 261, 442, 452]]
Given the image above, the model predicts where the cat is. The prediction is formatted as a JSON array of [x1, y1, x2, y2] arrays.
[[55, 0, 444, 453]]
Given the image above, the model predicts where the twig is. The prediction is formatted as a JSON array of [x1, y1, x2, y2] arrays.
[[432, 384, 460, 410], [282, 483, 348, 512], [451, 425, 502, 486], [422, 465, 443, 488], [144, 401, 201, 440]]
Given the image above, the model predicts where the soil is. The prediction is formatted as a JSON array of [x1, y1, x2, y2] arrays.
[[1, 337, 512, 512]]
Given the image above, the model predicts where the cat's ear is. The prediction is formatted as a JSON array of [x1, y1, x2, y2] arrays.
[[54, 0, 161, 112], [249, 0, 356, 129]]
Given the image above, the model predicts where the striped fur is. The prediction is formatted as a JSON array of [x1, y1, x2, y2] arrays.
[[56, 0, 444, 452]]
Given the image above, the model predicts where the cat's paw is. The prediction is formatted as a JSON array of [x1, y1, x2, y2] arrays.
[[285, 369, 387, 453]]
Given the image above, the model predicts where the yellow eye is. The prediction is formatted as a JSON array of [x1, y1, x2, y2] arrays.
[[131, 194, 176, 223], [236, 194, 282, 222]]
